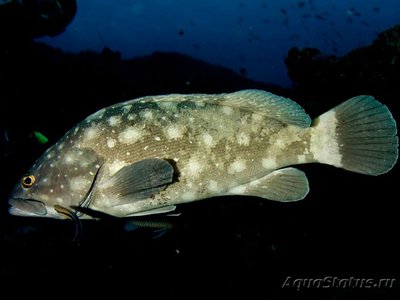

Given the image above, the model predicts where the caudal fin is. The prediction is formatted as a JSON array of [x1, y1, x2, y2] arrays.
[[310, 95, 398, 175]]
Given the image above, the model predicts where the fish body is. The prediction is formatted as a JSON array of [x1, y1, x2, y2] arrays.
[[8, 90, 398, 219]]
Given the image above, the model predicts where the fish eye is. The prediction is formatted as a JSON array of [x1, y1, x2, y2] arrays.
[[22, 175, 36, 188]]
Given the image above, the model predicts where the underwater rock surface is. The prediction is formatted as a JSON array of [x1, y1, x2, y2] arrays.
[[285, 25, 400, 108]]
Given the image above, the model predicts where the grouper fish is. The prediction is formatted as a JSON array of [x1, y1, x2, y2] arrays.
[[8, 90, 398, 219]]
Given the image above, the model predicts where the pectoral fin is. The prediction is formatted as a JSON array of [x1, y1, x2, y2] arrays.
[[99, 158, 175, 205], [228, 167, 309, 202]]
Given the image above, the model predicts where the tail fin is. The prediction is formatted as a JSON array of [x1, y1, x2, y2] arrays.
[[310, 95, 398, 175]]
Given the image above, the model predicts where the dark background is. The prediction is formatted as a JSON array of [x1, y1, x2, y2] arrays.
[[1, 18, 399, 299]]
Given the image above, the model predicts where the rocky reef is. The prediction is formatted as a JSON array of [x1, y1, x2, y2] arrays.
[[285, 25, 400, 115]]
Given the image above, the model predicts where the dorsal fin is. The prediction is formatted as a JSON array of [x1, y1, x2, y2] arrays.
[[136, 89, 311, 128], [221, 90, 311, 127]]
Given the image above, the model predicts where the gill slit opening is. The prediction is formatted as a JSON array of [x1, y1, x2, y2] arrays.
[[77, 164, 103, 216]]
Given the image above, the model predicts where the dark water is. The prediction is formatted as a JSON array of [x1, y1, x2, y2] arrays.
[[36, 0, 400, 87], [1, 1, 399, 298]]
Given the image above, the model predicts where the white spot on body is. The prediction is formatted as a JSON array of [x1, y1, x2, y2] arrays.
[[118, 127, 143, 144], [185, 158, 203, 177], [221, 106, 233, 115], [195, 101, 206, 108], [158, 102, 177, 111], [228, 159, 247, 174], [108, 116, 122, 127], [154, 136, 161, 141], [56, 197, 64, 204], [165, 124, 186, 140], [108, 159, 129, 176], [201, 133, 215, 147], [297, 155, 307, 163], [251, 113, 264, 123], [229, 185, 247, 194], [83, 125, 100, 142], [69, 176, 91, 192], [262, 158, 278, 170], [236, 132, 251, 146], [141, 110, 154, 120], [274, 139, 286, 149], [107, 138, 116, 148], [207, 180, 220, 193]]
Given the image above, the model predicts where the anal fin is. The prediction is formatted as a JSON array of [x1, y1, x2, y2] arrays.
[[228, 167, 309, 202]]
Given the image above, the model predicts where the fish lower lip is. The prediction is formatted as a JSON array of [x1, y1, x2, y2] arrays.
[[8, 198, 47, 216]]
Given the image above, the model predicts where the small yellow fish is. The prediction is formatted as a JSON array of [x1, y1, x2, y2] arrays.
[[8, 90, 398, 219]]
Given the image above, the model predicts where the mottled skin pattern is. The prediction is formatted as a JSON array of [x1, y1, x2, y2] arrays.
[[9, 91, 314, 218], [9, 90, 399, 219]]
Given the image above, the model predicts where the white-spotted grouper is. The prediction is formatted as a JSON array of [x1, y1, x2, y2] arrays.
[[8, 90, 398, 219]]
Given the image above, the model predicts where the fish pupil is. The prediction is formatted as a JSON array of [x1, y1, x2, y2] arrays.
[[22, 175, 35, 188]]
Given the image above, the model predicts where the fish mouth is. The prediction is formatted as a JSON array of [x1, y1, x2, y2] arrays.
[[8, 198, 47, 217]]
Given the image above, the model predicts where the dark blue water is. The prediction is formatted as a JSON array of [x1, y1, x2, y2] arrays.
[[37, 0, 400, 86]]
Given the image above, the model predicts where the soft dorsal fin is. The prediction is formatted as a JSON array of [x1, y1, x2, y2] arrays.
[[221, 90, 311, 127]]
